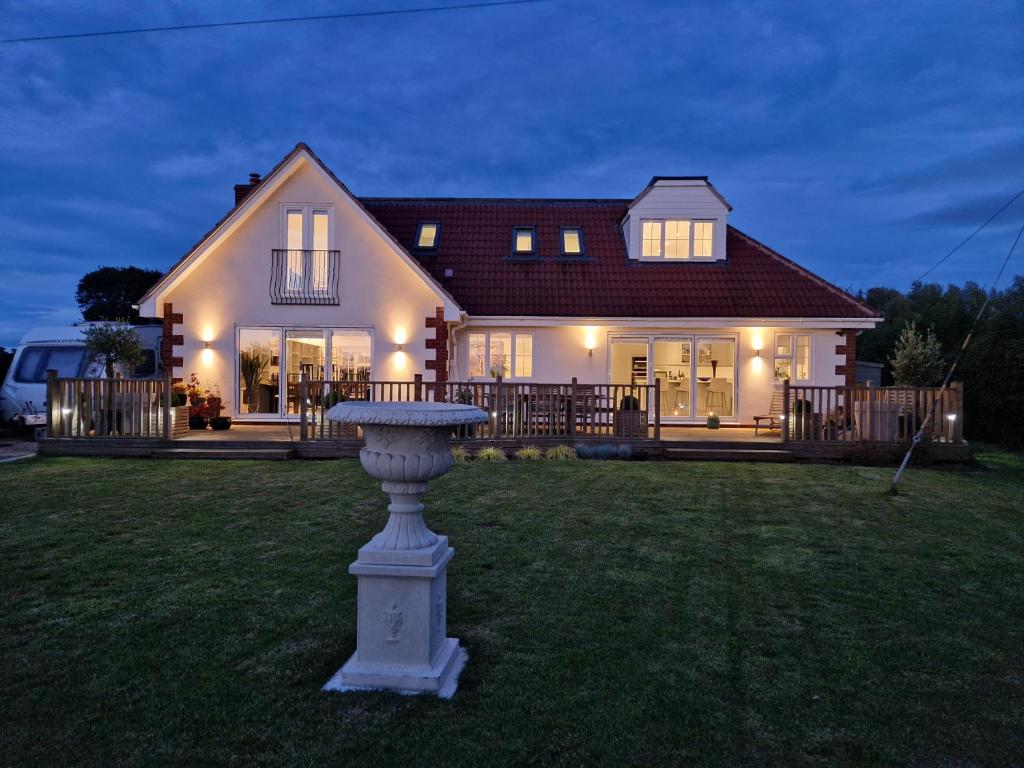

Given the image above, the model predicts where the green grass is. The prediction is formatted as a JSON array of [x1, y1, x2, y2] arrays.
[[1, 453, 1022, 767]]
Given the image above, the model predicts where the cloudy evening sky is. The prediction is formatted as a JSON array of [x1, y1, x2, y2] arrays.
[[1, 0, 1022, 347]]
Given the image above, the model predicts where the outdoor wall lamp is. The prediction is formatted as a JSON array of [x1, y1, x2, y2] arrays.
[[204, 341, 213, 349]]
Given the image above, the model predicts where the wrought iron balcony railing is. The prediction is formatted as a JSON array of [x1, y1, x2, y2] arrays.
[[270, 249, 340, 305]]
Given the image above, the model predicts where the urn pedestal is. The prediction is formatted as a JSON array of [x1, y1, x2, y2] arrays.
[[322, 401, 487, 698]]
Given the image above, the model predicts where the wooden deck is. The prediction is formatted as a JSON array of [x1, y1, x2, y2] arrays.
[[37, 422, 972, 464]]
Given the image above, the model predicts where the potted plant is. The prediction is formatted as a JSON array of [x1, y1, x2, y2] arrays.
[[184, 372, 211, 430], [614, 394, 646, 438], [453, 387, 477, 438], [166, 382, 190, 437], [209, 413, 232, 431], [706, 413, 721, 429], [239, 344, 271, 414]]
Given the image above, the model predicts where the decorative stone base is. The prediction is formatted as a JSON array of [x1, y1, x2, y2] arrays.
[[323, 640, 468, 699]]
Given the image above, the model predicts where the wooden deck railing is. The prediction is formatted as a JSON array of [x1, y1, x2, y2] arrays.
[[781, 380, 964, 444], [300, 374, 662, 441], [45, 370, 180, 439]]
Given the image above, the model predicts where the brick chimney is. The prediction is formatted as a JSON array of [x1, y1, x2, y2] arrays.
[[233, 172, 262, 206]]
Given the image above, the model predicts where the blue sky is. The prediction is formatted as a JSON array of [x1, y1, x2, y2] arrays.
[[1, 0, 1022, 347]]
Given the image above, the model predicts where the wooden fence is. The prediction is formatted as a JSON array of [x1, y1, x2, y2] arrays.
[[300, 374, 661, 441], [45, 371, 183, 439], [782, 380, 964, 444]]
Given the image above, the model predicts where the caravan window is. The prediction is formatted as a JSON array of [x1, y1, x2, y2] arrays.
[[13, 346, 87, 383]]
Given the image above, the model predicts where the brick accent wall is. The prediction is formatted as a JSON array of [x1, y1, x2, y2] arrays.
[[161, 302, 184, 384], [424, 306, 449, 398], [835, 329, 856, 387]]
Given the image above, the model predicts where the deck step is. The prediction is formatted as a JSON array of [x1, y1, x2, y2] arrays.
[[152, 448, 294, 461], [662, 447, 794, 462]]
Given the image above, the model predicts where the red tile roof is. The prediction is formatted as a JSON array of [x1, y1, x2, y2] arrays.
[[360, 198, 878, 319]]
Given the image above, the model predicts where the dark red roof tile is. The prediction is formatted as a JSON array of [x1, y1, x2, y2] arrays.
[[360, 198, 877, 319]]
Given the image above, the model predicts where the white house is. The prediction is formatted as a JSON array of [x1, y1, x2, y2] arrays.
[[137, 143, 880, 426]]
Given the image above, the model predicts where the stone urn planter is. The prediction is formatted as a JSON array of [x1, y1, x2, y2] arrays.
[[322, 401, 487, 698]]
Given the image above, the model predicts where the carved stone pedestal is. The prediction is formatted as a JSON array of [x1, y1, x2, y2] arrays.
[[322, 402, 487, 699]]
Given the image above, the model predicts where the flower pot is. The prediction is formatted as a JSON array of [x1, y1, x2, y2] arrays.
[[189, 415, 209, 430], [707, 415, 721, 429], [209, 416, 232, 431]]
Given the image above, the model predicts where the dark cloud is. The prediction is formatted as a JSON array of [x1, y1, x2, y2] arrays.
[[0, 0, 1021, 345]]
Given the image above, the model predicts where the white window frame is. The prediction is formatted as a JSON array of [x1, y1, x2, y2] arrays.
[[773, 332, 811, 383], [279, 204, 336, 293], [466, 330, 534, 379], [639, 218, 715, 261], [234, 324, 373, 420]]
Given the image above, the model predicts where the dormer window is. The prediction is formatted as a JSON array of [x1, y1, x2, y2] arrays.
[[415, 222, 439, 250], [560, 227, 584, 256], [640, 219, 714, 260], [512, 227, 535, 256]]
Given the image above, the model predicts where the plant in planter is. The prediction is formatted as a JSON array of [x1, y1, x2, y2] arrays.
[[83, 322, 146, 435], [323, 388, 357, 437], [239, 345, 271, 414], [183, 372, 213, 429], [614, 395, 646, 438]]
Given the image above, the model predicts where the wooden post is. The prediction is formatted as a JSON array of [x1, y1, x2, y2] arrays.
[[494, 375, 503, 439], [865, 380, 873, 442], [414, 373, 423, 402], [781, 379, 790, 442], [569, 377, 577, 439], [162, 372, 172, 440], [653, 377, 661, 441], [45, 369, 58, 438], [299, 374, 309, 441], [951, 381, 964, 443]]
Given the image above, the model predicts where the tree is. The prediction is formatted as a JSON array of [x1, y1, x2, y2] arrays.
[[76, 267, 163, 322], [888, 322, 944, 386], [83, 323, 146, 379]]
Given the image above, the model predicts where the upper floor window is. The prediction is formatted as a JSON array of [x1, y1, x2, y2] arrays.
[[512, 227, 535, 256], [640, 219, 714, 260], [415, 222, 439, 250], [468, 331, 534, 378], [774, 333, 810, 382], [560, 227, 584, 256], [283, 205, 332, 292]]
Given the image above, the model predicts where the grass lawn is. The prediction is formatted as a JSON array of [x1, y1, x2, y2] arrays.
[[1, 453, 1022, 767]]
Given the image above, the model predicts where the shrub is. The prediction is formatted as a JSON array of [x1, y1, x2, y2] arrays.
[[544, 444, 578, 460], [889, 322, 944, 386], [476, 446, 507, 462], [451, 445, 471, 464], [514, 445, 543, 461]]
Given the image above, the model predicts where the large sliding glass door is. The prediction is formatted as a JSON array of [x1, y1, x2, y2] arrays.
[[237, 327, 372, 419], [610, 334, 737, 422]]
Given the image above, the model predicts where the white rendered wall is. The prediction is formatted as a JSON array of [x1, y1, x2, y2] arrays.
[[452, 323, 844, 425], [153, 163, 445, 417]]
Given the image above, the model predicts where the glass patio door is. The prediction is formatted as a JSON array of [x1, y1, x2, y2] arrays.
[[694, 337, 736, 418], [652, 338, 692, 419], [284, 330, 326, 416]]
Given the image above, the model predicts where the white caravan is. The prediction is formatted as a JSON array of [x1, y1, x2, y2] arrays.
[[0, 324, 163, 428]]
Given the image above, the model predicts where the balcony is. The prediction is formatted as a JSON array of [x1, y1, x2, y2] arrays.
[[270, 249, 340, 305]]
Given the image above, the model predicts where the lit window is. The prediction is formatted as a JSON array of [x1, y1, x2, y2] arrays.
[[795, 335, 810, 380], [489, 333, 512, 378], [642, 220, 662, 257], [467, 331, 534, 379], [286, 209, 303, 291], [513, 227, 535, 255], [561, 227, 583, 256], [312, 210, 329, 291], [664, 220, 690, 259], [773, 333, 810, 382], [416, 223, 439, 249], [469, 333, 487, 378], [693, 221, 714, 257], [515, 335, 533, 377]]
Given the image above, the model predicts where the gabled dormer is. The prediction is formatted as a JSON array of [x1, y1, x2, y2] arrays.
[[622, 177, 732, 262]]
